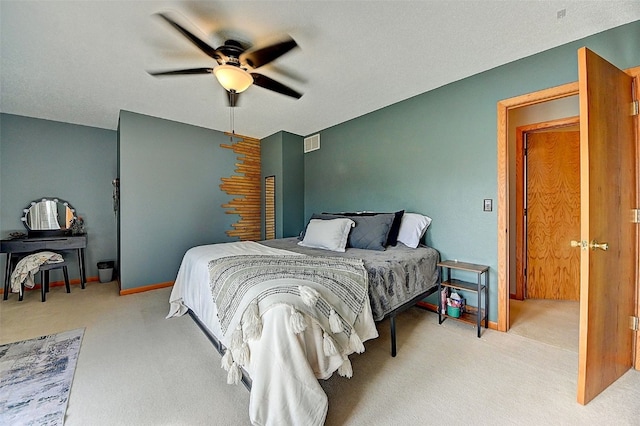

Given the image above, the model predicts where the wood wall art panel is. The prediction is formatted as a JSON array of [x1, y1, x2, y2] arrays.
[[220, 133, 262, 241]]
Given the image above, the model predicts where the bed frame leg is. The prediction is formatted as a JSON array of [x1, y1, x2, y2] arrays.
[[390, 314, 397, 357], [188, 310, 252, 391]]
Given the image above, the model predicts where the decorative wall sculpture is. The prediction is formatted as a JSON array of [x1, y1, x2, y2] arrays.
[[220, 133, 261, 241]]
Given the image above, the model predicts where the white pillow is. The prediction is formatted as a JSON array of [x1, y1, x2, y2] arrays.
[[397, 213, 432, 248], [298, 218, 355, 252]]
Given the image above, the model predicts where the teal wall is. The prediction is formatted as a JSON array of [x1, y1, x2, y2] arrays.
[[304, 21, 640, 321], [261, 131, 304, 239], [281, 132, 304, 237], [118, 111, 237, 290], [0, 113, 117, 285]]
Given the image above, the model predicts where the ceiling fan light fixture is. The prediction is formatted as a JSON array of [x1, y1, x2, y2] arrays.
[[213, 65, 253, 93]]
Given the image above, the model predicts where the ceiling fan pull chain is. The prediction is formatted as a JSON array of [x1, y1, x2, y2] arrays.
[[229, 104, 236, 141]]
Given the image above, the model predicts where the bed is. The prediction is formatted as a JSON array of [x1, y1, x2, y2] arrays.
[[167, 212, 439, 425]]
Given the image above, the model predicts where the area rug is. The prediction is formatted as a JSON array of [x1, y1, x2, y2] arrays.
[[0, 328, 84, 426]]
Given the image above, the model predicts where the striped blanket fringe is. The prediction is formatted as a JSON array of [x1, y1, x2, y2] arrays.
[[220, 285, 365, 384]]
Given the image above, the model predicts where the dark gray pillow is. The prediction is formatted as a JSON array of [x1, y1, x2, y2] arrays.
[[332, 210, 404, 246], [300, 212, 395, 250], [346, 213, 395, 250]]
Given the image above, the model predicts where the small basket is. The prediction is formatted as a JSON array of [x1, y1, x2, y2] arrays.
[[447, 305, 461, 318]]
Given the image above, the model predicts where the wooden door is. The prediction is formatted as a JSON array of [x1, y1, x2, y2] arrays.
[[526, 130, 581, 300], [265, 176, 276, 239], [576, 48, 636, 405]]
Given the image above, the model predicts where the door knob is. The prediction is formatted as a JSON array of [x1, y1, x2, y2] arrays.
[[589, 240, 609, 251], [570, 240, 587, 249]]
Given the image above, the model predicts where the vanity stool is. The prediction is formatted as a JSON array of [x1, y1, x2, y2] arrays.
[[18, 261, 70, 302]]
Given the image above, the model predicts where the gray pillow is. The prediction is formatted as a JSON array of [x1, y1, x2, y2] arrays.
[[329, 210, 404, 246], [346, 213, 395, 250], [302, 212, 394, 250]]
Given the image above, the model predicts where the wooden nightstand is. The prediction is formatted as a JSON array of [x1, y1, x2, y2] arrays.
[[437, 260, 489, 337]]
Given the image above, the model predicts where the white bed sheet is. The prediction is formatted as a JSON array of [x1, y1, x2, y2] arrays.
[[167, 241, 378, 426]]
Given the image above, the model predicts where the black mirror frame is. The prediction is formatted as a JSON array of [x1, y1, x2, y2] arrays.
[[21, 197, 77, 236]]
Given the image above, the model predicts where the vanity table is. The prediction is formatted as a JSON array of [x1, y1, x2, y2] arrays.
[[2, 197, 88, 300], [1, 235, 87, 300]]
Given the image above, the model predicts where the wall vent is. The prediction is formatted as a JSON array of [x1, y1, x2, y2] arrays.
[[304, 134, 320, 153]]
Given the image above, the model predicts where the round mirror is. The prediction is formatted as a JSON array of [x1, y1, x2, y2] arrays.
[[21, 198, 77, 231]]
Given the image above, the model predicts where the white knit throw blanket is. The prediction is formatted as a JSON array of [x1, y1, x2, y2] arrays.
[[209, 254, 369, 383], [10, 251, 64, 295]]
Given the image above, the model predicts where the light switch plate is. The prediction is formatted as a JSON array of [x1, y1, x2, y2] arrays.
[[483, 199, 493, 212]]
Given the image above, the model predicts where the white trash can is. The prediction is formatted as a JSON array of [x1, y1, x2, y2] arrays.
[[97, 261, 114, 283]]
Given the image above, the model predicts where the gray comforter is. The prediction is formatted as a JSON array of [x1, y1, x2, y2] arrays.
[[260, 237, 440, 321]]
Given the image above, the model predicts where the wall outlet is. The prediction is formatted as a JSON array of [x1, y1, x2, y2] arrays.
[[483, 199, 493, 212]]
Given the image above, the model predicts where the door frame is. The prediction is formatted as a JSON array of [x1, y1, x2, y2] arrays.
[[498, 80, 579, 331], [515, 117, 580, 300], [496, 65, 640, 369]]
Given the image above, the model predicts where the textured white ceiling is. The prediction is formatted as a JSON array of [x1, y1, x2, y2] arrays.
[[1, 1, 639, 139]]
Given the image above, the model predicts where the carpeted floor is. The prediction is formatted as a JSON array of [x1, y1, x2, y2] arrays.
[[0, 282, 638, 425], [509, 298, 580, 352]]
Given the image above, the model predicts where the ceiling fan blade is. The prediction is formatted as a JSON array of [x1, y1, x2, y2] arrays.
[[241, 37, 298, 69], [157, 13, 222, 63], [251, 73, 302, 99], [227, 90, 240, 107], [148, 67, 214, 76]]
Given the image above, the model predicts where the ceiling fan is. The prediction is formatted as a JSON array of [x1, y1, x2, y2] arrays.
[[148, 12, 303, 107]]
